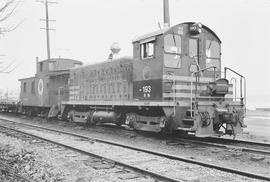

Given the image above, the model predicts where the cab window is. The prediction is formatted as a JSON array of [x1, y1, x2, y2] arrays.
[[49, 62, 54, 71], [206, 40, 220, 70], [164, 34, 182, 68], [189, 39, 198, 58], [141, 41, 154, 59], [31, 81, 35, 94], [23, 82, 27, 92]]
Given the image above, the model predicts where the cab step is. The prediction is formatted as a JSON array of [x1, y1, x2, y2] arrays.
[[185, 110, 194, 117], [182, 118, 194, 126]]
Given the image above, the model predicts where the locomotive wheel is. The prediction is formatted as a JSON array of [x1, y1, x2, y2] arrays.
[[27, 109, 33, 117], [116, 112, 126, 126], [86, 111, 96, 126], [125, 113, 137, 129], [162, 115, 174, 133], [67, 110, 75, 122]]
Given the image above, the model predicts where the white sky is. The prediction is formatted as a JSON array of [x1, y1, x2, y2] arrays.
[[0, 0, 270, 108]]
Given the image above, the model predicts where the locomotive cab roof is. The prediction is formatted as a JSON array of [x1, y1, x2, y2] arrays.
[[132, 22, 221, 43]]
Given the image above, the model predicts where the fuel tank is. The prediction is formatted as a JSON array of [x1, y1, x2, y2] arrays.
[[92, 111, 118, 124]]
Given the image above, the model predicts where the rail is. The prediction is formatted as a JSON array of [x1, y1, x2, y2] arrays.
[[190, 66, 217, 117], [224, 67, 246, 113]]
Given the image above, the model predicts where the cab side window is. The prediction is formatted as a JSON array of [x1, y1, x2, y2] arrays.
[[31, 81, 35, 94], [40, 62, 43, 72], [189, 39, 198, 58], [164, 34, 182, 68], [140, 40, 154, 59], [206, 40, 220, 58]]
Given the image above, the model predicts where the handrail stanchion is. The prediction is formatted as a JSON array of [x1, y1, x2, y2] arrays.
[[190, 66, 217, 118], [190, 72, 194, 118], [240, 77, 243, 99], [214, 67, 216, 82], [244, 76, 247, 114], [230, 77, 237, 101], [173, 74, 176, 116]]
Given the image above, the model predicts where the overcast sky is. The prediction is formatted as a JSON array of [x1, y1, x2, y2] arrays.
[[0, 0, 269, 108]]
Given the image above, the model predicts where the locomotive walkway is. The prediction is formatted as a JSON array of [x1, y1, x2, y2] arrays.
[[0, 117, 269, 181]]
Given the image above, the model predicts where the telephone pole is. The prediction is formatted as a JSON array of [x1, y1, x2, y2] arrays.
[[38, 0, 57, 60]]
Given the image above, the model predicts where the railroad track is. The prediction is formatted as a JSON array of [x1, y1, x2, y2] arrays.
[[178, 134, 270, 149], [163, 135, 270, 157], [0, 117, 269, 181], [5, 113, 270, 153], [75, 119, 270, 157], [47, 116, 270, 156], [0, 123, 183, 182]]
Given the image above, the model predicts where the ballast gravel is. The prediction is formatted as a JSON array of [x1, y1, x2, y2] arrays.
[[0, 133, 154, 182], [0, 113, 269, 181]]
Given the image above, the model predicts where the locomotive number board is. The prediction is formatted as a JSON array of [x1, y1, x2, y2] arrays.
[[133, 79, 162, 100]]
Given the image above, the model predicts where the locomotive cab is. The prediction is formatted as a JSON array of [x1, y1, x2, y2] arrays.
[[131, 22, 246, 137], [132, 22, 222, 101]]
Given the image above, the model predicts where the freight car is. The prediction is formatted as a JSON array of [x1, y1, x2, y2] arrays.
[[55, 22, 246, 137]]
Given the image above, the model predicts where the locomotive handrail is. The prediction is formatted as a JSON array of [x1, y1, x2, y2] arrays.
[[224, 67, 244, 78], [190, 66, 217, 117], [224, 67, 246, 113], [230, 77, 237, 101]]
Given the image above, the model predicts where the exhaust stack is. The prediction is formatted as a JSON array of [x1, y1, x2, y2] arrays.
[[163, 0, 170, 27]]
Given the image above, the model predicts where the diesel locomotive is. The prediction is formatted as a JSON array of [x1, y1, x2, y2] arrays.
[[17, 1, 246, 137]]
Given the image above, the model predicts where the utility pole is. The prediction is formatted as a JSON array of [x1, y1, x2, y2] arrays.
[[38, 0, 57, 60], [163, 0, 170, 27], [45, 0, 51, 60]]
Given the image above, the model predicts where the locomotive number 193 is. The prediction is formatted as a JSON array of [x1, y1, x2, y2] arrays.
[[142, 85, 151, 98], [142, 85, 151, 93]]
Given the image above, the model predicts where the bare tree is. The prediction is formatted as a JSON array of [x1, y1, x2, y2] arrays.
[[0, 1, 21, 74], [0, 0, 20, 35]]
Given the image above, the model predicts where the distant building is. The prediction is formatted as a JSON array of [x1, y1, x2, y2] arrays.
[[256, 108, 270, 111]]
